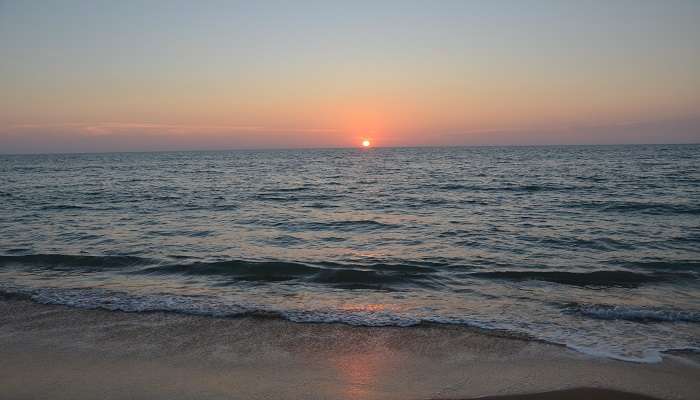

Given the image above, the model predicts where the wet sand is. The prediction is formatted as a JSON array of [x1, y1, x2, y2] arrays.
[[0, 299, 698, 400], [467, 388, 661, 400]]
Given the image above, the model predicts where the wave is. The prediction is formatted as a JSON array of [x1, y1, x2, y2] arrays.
[[469, 269, 687, 288], [565, 304, 700, 323], [564, 344, 664, 364], [38, 204, 123, 211], [181, 203, 239, 211], [602, 202, 700, 215], [279, 220, 400, 232], [145, 259, 439, 289], [0, 254, 152, 271], [437, 183, 586, 192], [610, 260, 700, 272], [308, 268, 435, 290], [571, 201, 700, 215], [0, 286, 442, 327], [254, 194, 298, 202], [0, 286, 551, 338], [272, 187, 310, 192], [0, 287, 250, 317], [303, 202, 339, 209], [0, 254, 445, 290], [3, 254, 695, 290], [1, 286, 693, 364], [254, 192, 340, 202], [142, 260, 319, 282], [534, 236, 633, 251], [40, 204, 86, 210], [319, 261, 440, 273]]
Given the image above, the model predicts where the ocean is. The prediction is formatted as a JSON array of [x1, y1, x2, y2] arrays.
[[0, 144, 698, 362]]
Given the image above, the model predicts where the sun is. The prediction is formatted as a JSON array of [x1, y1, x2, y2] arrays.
[[362, 139, 371, 148]]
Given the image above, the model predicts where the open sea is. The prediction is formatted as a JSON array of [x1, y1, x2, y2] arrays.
[[1, 145, 698, 362]]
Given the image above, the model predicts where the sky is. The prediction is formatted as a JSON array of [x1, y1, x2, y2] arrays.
[[1, 0, 699, 153]]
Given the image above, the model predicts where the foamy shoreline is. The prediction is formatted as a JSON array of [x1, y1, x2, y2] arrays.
[[1, 299, 698, 400]]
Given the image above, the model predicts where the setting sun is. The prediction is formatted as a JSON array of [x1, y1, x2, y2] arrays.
[[1, 2, 698, 399]]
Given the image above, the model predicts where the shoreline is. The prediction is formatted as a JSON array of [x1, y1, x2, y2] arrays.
[[1, 289, 695, 365], [1, 299, 698, 400]]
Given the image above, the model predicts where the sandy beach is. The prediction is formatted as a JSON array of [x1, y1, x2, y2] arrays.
[[1, 299, 698, 400], [3, 0, 699, 398]]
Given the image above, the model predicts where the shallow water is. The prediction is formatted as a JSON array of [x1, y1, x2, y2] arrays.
[[1, 145, 698, 361]]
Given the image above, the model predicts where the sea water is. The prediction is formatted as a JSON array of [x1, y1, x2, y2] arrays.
[[1, 145, 698, 362]]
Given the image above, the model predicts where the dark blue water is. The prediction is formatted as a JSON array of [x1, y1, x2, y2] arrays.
[[1, 145, 699, 362]]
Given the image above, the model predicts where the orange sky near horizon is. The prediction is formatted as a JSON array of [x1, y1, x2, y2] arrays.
[[1, 1, 699, 153]]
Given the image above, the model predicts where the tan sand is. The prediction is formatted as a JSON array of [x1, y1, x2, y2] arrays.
[[0, 299, 698, 400]]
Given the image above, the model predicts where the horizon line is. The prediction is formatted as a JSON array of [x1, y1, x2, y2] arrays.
[[1, 142, 698, 156]]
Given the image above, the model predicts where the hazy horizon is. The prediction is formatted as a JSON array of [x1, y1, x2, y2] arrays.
[[1, 138, 700, 156], [2, 0, 699, 153]]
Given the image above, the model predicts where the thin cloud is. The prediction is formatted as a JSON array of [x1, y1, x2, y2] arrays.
[[4, 122, 341, 136]]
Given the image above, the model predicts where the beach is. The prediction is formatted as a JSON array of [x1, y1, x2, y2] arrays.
[[1, 299, 698, 400], [3, 0, 699, 397]]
